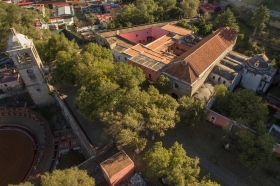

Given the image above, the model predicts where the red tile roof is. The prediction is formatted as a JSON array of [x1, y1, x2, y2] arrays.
[[100, 150, 134, 178], [163, 27, 237, 84], [161, 24, 192, 36]]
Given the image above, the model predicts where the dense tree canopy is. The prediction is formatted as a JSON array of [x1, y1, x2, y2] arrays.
[[0, 2, 52, 50], [251, 5, 270, 35], [110, 0, 200, 28], [153, 75, 171, 94], [176, 20, 199, 33], [144, 141, 219, 186], [40, 167, 95, 186], [193, 18, 213, 35], [213, 86, 276, 169], [180, 0, 200, 18], [60, 43, 180, 150], [213, 87, 268, 130], [38, 33, 79, 63], [178, 96, 208, 128], [214, 8, 239, 32], [238, 131, 276, 169]]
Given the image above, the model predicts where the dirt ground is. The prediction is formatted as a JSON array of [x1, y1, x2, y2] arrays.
[[0, 130, 34, 186]]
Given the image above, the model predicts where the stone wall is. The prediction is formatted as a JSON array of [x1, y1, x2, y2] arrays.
[[54, 92, 95, 159]]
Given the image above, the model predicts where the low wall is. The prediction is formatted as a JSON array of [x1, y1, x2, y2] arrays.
[[54, 92, 95, 159]]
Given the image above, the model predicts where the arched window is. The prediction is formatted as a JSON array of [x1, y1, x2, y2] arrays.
[[16, 54, 24, 64], [24, 53, 32, 63], [218, 77, 221, 82], [32, 47, 38, 58], [212, 76, 215, 80]]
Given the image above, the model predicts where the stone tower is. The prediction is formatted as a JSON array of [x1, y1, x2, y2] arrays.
[[6, 28, 54, 106]]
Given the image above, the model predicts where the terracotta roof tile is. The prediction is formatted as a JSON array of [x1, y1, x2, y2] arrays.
[[163, 61, 198, 84], [161, 24, 192, 36], [163, 27, 237, 84], [100, 150, 134, 179]]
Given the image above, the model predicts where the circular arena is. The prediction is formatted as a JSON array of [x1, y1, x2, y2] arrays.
[[0, 108, 54, 186]]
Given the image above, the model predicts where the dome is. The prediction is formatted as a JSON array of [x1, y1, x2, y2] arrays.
[[7, 28, 32, 51]]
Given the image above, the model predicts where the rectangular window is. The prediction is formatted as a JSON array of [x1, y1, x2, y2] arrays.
[[210, 116, 216, 123], [4, 84, 7, 87], [174, 83, 178, 89], [136, 34, 138, 37], [149, 74, 151, 79]]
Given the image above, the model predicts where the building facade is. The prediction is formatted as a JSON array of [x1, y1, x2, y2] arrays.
[[6, 28, 54, 106]]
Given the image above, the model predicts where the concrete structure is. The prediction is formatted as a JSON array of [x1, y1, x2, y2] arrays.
[[100, 150, 134, 186], [240, 53, 277, 94], [54, 92, 95, 159], [269, 124, 280, 156], [0, 69, 20, 93], [6, 28, 54, 106]]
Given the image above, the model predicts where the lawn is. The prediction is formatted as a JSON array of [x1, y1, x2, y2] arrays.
[[236, 19, 253, 39], [242, 0, 280, 12]]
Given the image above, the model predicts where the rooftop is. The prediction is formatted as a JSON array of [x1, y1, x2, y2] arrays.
[[162, 27, 238, 84], [161, 24, 192, 36], [100, 150, 134, 179]]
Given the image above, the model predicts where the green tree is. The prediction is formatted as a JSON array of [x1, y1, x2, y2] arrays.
[[238, 131, 276, 169], [176, 20, 199, 33], [180, 0, 200, 18], [178, 96, 208, 128], [52, 51, 76, 86], [193, 18, 213, 35], [144, 142, 219, 186], [9, 182, 33, 186], [38, 33, 79, 63], [214, 8, 239, 32], [88, 13, 96, 25], [228, 89, 268, 129], [212, 84, 230, 116], [40, 167, 95, 186], [157, 0, 176, 11], [251, 5, 270, 35], [81, 42, 113, 61], [0, 2, 45, 50], [154, 75, 171, 94], [167, 7, 184, 20]]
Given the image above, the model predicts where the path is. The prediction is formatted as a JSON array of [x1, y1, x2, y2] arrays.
[[220, 0, 280, 17]]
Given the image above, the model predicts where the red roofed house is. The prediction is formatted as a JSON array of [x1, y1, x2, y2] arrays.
[[95, 22, 200, 81], [162, 27, 238, 98], [100, 150, 134, 186]]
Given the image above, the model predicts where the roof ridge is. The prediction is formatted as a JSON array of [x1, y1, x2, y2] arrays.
[[183, 27, 226, 62]]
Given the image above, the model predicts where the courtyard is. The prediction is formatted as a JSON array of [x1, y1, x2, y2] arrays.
[[56, 83, 280, 186]]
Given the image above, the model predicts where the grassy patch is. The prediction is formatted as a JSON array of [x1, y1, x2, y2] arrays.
[[237, 19, 253, 39]]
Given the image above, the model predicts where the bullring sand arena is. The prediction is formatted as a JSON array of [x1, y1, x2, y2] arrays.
[[0, 130, 35, 185], [0, 108, 54, 186]]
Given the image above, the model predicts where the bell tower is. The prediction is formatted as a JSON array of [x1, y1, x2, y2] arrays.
[[6, 28, 54, 106]]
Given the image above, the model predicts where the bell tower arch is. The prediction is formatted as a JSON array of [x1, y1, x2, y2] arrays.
[[6, 28, 54, 106]]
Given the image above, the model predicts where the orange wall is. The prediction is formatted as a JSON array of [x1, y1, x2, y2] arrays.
[[207, 110, 232, 128], [128, 60, 161, 82], [119, 27, 169, 44], [107, 164, 134, 186]]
